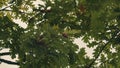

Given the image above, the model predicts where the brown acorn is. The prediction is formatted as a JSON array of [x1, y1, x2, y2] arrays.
[[79, 4, 86, 14], [62, 33, 68, 38]]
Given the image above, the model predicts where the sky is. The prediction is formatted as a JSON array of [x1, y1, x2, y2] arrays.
[[0, 0, 93, 68]]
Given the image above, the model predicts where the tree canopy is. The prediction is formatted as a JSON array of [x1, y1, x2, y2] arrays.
[[0, 0, 120, 68]]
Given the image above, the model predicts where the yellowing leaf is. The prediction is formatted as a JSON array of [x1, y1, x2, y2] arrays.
[[7, 12, 13, 19], [52, 24, 59, 30], [64, 29, 80, 35]]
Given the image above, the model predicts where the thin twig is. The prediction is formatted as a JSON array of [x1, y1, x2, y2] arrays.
[[86, 32, 119, 68], [85, 41, 110, 68], [0, 4, 13, 11]]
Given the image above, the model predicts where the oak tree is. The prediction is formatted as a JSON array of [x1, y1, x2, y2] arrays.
[[0, 0, 120, 68]]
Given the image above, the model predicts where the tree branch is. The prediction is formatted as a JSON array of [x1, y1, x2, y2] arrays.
[[0, 4, 13, 11], [86, 27, 120, 68], [0, 9, 26, 14], [85, 41, 110, 68], [0, 58, 19, 65], [0, 52, 10, 56], [0, 3, 25, 14]]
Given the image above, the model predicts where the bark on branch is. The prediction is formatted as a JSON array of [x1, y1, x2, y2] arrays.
[[86, 41, 110, 68], [86, 27, 120, 68]]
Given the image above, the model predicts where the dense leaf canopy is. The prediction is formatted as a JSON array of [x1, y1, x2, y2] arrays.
[[0, 0, 120, 68]]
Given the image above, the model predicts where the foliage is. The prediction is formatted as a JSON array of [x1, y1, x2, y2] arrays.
[[0, 0, 120, 68]]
